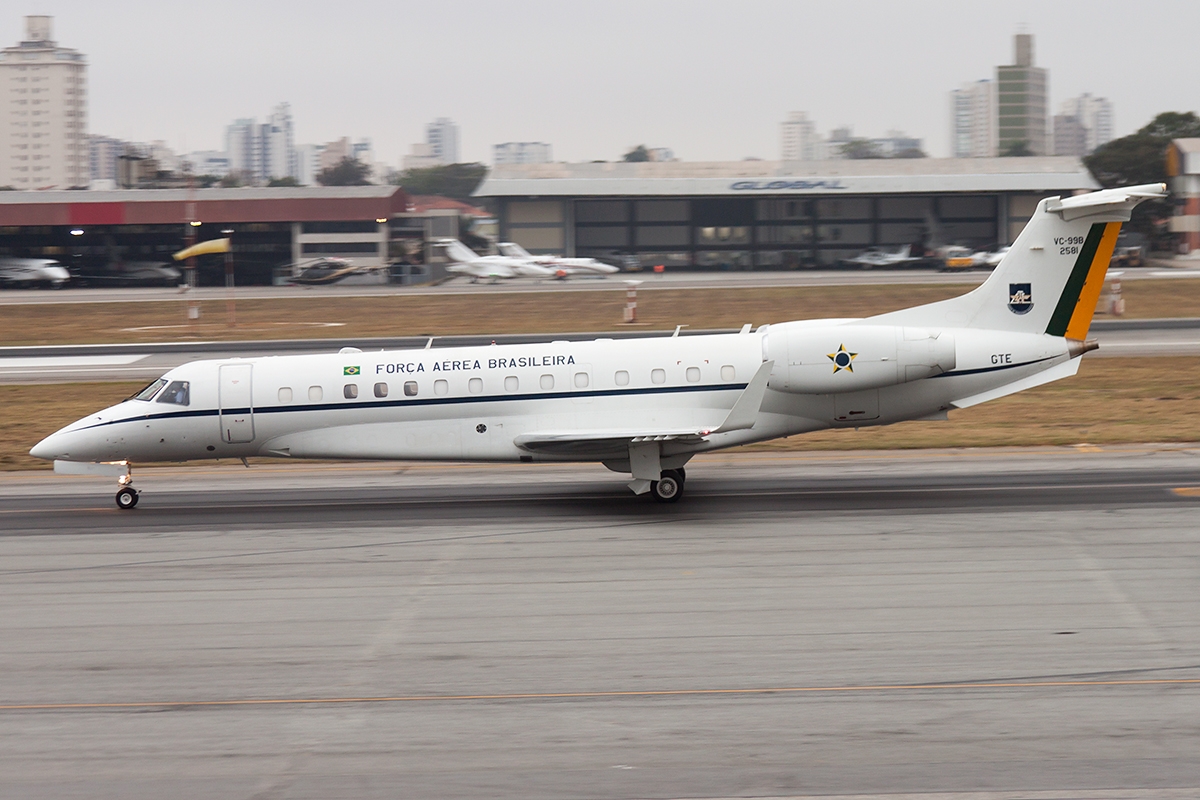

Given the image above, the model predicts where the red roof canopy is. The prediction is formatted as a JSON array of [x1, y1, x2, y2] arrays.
[[0, 186, 408, 227]]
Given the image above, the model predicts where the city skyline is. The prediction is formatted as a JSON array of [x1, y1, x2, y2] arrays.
[[2, 1, 1197, 167]]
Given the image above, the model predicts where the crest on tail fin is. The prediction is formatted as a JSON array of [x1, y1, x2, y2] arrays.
[[1008, 283, 1033, 315]]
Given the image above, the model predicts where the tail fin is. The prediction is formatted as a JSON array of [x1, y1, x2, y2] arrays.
[[439, 239, 481, 264], [873, 183, 1166, 338], [498, 242, 533, 259]]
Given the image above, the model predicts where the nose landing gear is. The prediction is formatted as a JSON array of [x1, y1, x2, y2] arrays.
[[115, 469, 139, 509]]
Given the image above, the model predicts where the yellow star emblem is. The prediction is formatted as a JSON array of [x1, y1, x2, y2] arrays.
[[827, 344, 857, 373]]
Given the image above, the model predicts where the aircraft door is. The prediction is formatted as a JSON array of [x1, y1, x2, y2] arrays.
[[218, 364, 255, 443]]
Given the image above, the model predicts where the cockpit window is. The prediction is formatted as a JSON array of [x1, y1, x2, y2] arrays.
[[130, 378, 167, 402], [157, 381, 190, 406]]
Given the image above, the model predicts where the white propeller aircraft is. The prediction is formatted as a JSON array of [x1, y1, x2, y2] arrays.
[[439, 239, 555, 282], [496, 242, 620, 278], [32, 184, 1166, 508]]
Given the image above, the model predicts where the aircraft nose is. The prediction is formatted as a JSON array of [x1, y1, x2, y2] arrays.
[[30, 433, 65, 461]]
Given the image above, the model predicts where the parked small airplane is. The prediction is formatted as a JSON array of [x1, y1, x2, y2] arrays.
[[439, 239, 554, 282], [32, 184, 1166, 508], [496, 242, 620, 278], [842, 244, 923, 269], [0, 257, 70, 289]]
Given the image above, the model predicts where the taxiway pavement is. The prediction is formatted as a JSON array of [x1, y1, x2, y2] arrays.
[[2, 447, 1199, 798]]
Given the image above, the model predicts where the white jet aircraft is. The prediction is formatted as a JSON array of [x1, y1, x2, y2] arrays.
[[842, 244, 923, 269], [32, 184, 1166, 508], [496, 242, 620, 278], [0, 257, 71, 289], [440, 239, 554, 282]]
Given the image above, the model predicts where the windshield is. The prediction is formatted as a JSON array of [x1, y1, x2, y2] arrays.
[[156, 380, 190, 406], [129, 378, 168, 402]]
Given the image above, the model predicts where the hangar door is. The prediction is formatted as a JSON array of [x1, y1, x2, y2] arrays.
[[218, 364, 255, 443]]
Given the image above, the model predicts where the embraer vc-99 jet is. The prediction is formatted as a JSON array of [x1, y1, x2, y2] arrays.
[[31, 184, 1165, 508]]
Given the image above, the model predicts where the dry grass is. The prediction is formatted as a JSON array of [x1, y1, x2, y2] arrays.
[[2, 278, 1198, 347], [5, 357, 1200, 470]]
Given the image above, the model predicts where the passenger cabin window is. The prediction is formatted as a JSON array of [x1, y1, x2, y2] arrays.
[[130, 378, 167, 402], [615, 370, 630, 386], [404, 381, 418, 397], [278, 387, 293, 403], [374, 382, 388, 398], [540, 374, 554, 390], [469, 378, 483, 394], [504, 376, 519, 392], [574, 372, 589, 389], [157, 381, 190, 406], [651, 368, 666, 385], [721, 365, 736, 381], [686, 367, 701, 383], [434, 379, 449, 396], [343, 383, 358, 399], [308, 386, 323, 402]]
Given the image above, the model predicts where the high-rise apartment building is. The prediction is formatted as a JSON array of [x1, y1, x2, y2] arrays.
[[781, 111, 819, 161], [493, 142, 552, 165], [224, 103, 296, 184], [1052, 114, 1088, 157], [426, 118, 460, 164], [950, 80, 996, 158], [996, 33, 1048, 155], [88, 134, 124, 183], [0, 16, 88, 189], [1057, 93, 1113, 155], [264, 102, 295, 181]]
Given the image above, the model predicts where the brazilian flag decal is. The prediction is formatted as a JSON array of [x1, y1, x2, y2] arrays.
[[344, 366, 361, 376]]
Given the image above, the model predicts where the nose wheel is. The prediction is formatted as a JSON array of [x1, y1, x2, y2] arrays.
[[116, 485, 139, 509], [115, 466, 138, 509]]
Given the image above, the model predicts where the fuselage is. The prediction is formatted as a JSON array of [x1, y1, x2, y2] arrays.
[[30, 322, 1076, 467]]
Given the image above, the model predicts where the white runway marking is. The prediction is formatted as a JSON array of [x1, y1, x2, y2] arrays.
[[0, 354, 147, 369]]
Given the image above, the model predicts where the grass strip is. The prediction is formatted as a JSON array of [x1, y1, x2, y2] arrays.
[[1, 278, 1197, 347]]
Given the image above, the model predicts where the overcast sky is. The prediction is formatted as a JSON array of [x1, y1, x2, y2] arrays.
[[8, 0, 1199, 164]]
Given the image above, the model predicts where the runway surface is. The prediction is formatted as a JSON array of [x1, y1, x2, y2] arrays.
[[2, 446, 1200, 798], [1, 318, 1197, 384]]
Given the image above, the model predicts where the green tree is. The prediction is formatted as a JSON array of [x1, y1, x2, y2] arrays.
[[839, 139, 884, 159], [622, 145, 650, 162], [218, 172, 244, 188], [1084, 111, 1200, 236], [267, 176, 300, 187], [194, 175, 221, 188], [1000, 140, 1034, 157], [893, 147, 927, 159], [317, 157, 372, 186], [392, 163, 488, 201]]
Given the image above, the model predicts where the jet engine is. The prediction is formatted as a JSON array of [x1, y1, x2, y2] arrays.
[[765, 322, 955, 394]]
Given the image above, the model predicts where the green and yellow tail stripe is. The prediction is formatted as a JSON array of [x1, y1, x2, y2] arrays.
[[1045, 221, 1122, 340]]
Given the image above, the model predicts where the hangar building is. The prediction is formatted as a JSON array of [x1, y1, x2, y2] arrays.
[[0, 186, 408, 284], [475, 158, 1097, 269]]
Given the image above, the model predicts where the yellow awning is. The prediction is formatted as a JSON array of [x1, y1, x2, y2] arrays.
[[173, 238, 231, 261]]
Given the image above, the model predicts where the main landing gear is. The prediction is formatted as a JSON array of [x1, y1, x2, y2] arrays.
[[650, 469, 685, 503], [115, 468, 139, 509]]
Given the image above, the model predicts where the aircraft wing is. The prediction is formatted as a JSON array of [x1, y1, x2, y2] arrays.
[[512, 361, 773, 457]]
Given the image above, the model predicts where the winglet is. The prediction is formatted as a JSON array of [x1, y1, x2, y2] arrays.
[[710, 360, 773, 434]]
